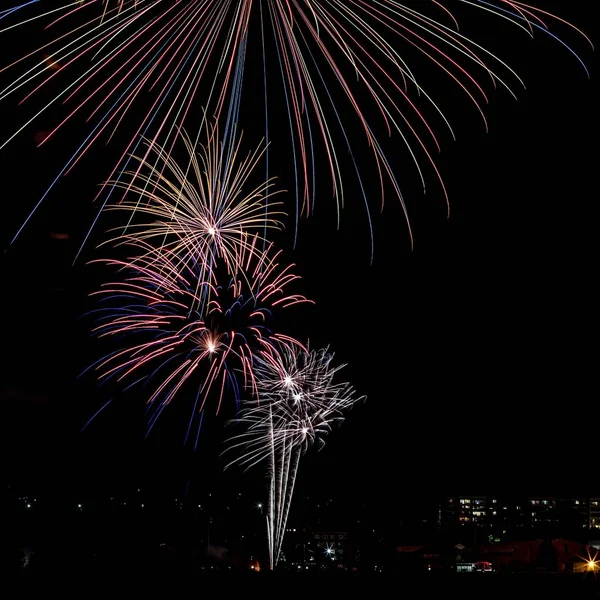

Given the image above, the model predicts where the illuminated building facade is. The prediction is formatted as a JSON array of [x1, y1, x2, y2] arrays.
[[590, 498, 600, 530], [440, 495, 599, 536], [529, 497, 558, 526], [313, 531, 348, 562]]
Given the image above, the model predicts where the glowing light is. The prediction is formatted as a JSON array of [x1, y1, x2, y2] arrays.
[[203, 334, 219, 355], [575, 548, 600, 574]]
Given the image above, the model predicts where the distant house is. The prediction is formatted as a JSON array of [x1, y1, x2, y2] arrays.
[[478, 539, 597, 573], [313, 531, 349, 564], [395, 544, 455, 571], [393, 538, 598, 574], [395, 545, 430, 571], [477, 540, 539, 571]]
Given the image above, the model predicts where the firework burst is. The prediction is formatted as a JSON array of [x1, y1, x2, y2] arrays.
[[1, 1, 591, 254], [101, 122, 286, 288], [224, 343, 365, 569], [88, 233, 313, 443]]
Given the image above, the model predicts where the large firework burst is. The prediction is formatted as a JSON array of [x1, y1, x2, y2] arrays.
[[1, 1, 592, 253]]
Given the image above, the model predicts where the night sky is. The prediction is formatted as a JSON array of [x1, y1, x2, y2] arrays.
[[0, 2, 596, 518]]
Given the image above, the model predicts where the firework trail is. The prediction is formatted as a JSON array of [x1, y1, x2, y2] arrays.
[[224, 344, 365, 569], [0, 1, 592, 256], [87, 232, 313, 444]]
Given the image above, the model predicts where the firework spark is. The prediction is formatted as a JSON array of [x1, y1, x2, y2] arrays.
[[224, 344, 365, 569], [1, 1, 592, 254]]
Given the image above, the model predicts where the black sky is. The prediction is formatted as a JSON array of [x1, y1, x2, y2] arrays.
[[0, 2, 597, 511]]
